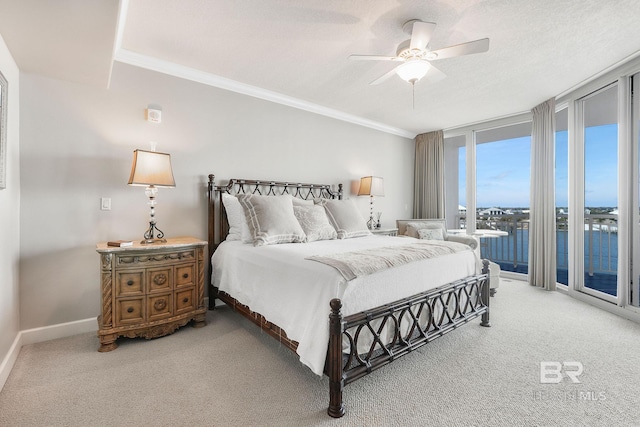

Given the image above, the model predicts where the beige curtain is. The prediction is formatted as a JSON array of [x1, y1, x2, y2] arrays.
[[528, 98, 557, 290], [414, 130, 445, 219]]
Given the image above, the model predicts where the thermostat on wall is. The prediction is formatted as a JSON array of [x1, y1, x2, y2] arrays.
[[145, 108, 162, 123]]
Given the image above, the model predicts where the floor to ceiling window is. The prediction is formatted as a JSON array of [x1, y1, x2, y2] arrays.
[[579, 83, 619, 299], [444, 58, 640, 321], [444, 135, 466, 230], [444, 122, 532, 274], [631, 72, 640, 307], [556, 107, 569, 286], [475, 123, 531, 274]]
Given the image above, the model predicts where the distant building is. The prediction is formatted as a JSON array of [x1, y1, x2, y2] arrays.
[[478, 207, 507, 216]]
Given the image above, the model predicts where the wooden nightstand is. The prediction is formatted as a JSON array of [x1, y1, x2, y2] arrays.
[[96, 237, 207, 352], [371, 228, 399, 236]]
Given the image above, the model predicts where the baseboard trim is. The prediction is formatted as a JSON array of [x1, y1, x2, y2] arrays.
[[0, 299, 213, 392], [0, 332, 23, 392], [0, 317, 97, 393], [2, 299, 212, 392], [20, 317, 97, 346]]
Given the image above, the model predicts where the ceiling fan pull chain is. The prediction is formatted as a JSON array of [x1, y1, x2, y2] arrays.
[[412, 81, 415, 109]]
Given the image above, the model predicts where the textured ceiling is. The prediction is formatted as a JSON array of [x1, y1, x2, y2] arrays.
[[2, 1, 640, 137], [0, 0, 118, 87]]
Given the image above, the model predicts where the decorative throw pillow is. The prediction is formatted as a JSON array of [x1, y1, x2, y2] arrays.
[[221, 193, 251, 242], [237, 194, 307, 246], [291, 197, 314, 206], [418, 228, 445, 240], [316, 199, 371, 239], [405, 221, 448, 239], [293, 205, 337, 242]]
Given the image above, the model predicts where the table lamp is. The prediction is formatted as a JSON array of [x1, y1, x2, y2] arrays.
[[358, 176, 384, 230], [128, 149, 176, 244]]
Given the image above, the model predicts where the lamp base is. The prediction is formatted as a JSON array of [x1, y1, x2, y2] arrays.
[[140, 237, 167, 245], [141, 220, 166, 245], [367, 217, 375, 230]]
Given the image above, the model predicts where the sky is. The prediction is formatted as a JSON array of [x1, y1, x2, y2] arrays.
[[458, 124, 619, 209]]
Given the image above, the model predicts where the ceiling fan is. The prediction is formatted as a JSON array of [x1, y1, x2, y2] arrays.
[[350, 19, 490, 86]]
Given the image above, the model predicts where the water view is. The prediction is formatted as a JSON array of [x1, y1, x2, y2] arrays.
[[456, 209, 618, 296], [449, 103, 620, 298]]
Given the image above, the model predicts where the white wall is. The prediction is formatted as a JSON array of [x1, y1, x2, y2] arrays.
[[19, 62, 414, 330], [0, 35, 20, 362]]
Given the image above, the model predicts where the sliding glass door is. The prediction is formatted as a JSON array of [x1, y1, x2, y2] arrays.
[[444, 135, 466, 230], [556, 107, 569, 286], [578, 83, 619, 300], [632, 73, 640, 307], [475, 123, 531, 274]]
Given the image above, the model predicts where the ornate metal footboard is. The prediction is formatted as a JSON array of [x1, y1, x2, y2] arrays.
[[327, 261, 490, 417], [206, 174, 491, 418]]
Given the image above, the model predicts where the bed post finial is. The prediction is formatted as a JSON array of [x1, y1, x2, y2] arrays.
[[328, 298, 345, 418], [337, 183, 343, 200]]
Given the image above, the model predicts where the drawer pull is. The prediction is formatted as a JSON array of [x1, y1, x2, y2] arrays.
[[153, 274, 167, 286], [127, 307, 134, 313], [183, 297, 189, 303], [127, 280, 134, 286], [154, 299, 167, 311], [182, 273, 189, 279]]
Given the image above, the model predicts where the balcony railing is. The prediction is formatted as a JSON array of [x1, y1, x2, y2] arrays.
[[454, 213, 618, 277]]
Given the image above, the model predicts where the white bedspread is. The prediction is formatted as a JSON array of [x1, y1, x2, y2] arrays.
[[212, 235, 480, 376]]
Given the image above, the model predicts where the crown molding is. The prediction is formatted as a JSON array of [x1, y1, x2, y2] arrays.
[[110, 0, 413, 138], [112, 48, 415, 139]]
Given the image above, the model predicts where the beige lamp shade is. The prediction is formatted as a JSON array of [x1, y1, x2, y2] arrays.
[[357, 176, 384, 197], [128, 149, 176, 187]]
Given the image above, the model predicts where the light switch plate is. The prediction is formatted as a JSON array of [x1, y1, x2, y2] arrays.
[[101, 197, 111, 211]]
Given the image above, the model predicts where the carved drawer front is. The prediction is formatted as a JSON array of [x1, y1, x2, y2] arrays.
[[116, 271, 144, 297], [175, 287, 196, 315], [116, 249, 197, 268], [175, 264, 195, 288], [97, 238, 207, 352], [148, 292, 173, 322], [115, 298, 145, 325], [148, 267, 173, 293]]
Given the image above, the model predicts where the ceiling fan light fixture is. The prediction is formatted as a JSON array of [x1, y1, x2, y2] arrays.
[[396, 60, 430, 83]]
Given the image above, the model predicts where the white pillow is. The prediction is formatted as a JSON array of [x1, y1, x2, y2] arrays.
[[221, 193, 251, 242], [273, 194, 314, 206], [238, 194, 307, 246], [293, 205, 337, 242], [316, 199, 371, 239], [405, 221, 447, 239], [418, 228, 444, 240], [291, 196, 314, 206]]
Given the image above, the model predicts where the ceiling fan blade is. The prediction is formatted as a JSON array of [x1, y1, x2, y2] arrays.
[[422, 64, 447, 83], [429, 38, 490, 60], [349, 54, 402, 61], [370, 65, 402, 85], [410, 21, 437, 51]]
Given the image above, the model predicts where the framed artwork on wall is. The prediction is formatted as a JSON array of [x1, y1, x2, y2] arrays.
[[0, 70, 6, 189]]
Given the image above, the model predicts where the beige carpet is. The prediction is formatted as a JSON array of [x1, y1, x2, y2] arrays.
[[2, 279, 640, 426]]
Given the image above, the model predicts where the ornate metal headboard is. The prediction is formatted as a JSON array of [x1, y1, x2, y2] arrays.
[[206, 174, 343, 297]]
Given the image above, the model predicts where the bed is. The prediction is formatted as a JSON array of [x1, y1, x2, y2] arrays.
[[207, 175, 490, 418]]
